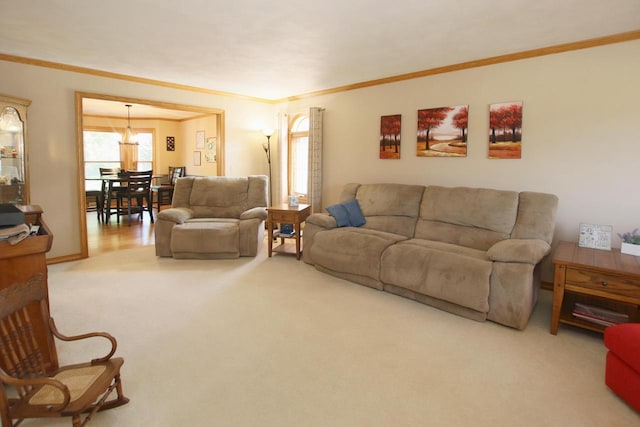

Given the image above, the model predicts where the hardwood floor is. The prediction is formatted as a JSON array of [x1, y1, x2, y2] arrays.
[[86, 210, 156, 256]]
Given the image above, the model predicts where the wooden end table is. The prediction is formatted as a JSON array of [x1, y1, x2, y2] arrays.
[[267, 203, 311, 260], [551, 241, 640, 335]]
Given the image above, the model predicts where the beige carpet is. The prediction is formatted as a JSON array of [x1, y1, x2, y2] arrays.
[[25, 244, 638, 426]]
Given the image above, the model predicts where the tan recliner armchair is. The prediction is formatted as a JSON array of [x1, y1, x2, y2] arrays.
[[155, 175, 268, 259]]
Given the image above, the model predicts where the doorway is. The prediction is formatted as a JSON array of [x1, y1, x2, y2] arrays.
[[75, 92, 225, 258]]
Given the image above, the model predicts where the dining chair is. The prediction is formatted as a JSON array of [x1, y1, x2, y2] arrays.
[[151, 166, 186, 212], [0, 274, 129, 426], [99, 167, 123, 222], [116, 170, 154, 226], [85, 190, 103, 221]]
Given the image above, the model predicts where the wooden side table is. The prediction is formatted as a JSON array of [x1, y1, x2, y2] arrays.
[[267, 203, 311, 260], [551, 241, 640, 335]]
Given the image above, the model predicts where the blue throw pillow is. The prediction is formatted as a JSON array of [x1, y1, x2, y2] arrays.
[[326, 203, 350, 227], [326, 199, 366, 227], [342, 199, 366, 227]]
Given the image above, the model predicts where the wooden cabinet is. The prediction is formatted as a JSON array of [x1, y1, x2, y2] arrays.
[[0, 94, 31, 205], [551, 241, 640, 334], [0, 205, 55, 369]]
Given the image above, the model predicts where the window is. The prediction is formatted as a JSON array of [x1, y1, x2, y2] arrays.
[[83, 129, 153, 191], [289, 115, 309, 201]]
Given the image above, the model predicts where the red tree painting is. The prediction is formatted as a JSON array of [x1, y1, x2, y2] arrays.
[[380, 114, 401, 159], [489, 101, 523, 159], [417, 105, 468, 157]]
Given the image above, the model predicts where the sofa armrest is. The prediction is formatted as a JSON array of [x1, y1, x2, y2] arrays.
[[487, 239, 551, 264], [306, 213, 337, 229], [157, 207, 194, 224], [240, 207, 267, 221]]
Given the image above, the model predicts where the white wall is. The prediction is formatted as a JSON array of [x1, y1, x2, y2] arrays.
[[0, 60, 275, 259], [2, 39, 639, 280], [179, 116, 217, 176], [282, 40, 640, 281]]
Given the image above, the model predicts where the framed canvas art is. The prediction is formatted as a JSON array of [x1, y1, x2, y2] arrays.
[[417, 105, 468, 157], [196, 130, 205, 149], [380, 114, 401, 159], [166, 136, 175, 151], [489, 101, 523, 159]]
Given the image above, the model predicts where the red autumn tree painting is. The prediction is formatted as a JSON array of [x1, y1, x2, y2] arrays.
[[488, 101, 523, 159], [417, 105, 468, 157], [380, 114, 401, 159]]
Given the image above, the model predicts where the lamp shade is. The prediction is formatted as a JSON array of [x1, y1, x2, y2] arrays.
[[122, 126, 137, 144]]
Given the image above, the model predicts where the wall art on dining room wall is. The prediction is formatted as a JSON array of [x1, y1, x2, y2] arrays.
[[417, 105, 468, 157], [205, 137, 217, 163], [488, 101, 523, 159], [166, 136, 175, 151], [195, 130, 205, 149], [380, 114, 401, 159]]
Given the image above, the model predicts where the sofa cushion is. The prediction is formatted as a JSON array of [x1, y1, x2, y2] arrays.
[[511, 191, 559, 243], [326, 199, 365, 227], [380, 240, 492, 313], [414, 186, 519, 251], [309, 227, 408, 289], [170, 221, 239, 259], [189, 177, 250, 218], [487, 239, 551, 264], [326, 203, 350, 227], [345, 183, 424, 237]]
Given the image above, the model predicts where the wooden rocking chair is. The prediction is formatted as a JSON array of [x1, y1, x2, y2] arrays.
[[0, 274, 129, 426]]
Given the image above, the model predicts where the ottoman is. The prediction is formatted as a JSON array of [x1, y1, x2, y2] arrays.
[[604, 323, 640, 412], [170, 221, 239, 259]]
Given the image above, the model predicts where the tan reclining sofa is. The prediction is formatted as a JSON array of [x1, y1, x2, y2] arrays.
[[303, 183, 558, 329], [155, 175, 268, 259]]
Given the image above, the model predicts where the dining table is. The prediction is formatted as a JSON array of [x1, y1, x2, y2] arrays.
[[88, 173, 161, 223]]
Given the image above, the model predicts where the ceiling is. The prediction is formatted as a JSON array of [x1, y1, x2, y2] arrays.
[[1, 1, 639, 101]]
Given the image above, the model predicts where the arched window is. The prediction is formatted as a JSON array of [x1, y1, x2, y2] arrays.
[[289, 114, 309, 201]]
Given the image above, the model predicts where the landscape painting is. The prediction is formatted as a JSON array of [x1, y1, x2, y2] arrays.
[[489, 101, 523, 159], [380, 114, 401, 159], [417, 105, 468, 157]]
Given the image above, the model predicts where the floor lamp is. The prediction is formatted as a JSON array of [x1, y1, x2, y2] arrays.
[[262, 129, 274, 207]]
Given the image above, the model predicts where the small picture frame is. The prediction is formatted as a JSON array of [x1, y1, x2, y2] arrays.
[[166, 136, 175, 151], [196, 130, 205, 149], [206, 137, 217, 163], [578, 223, 612, 250], [193, 151, 201, 166]]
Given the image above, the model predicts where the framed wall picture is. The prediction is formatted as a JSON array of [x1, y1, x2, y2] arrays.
[[416, 105, 468, 157], [489, 101, 523, 159], [206, 137, 216, 162], [166, 136, 175, 151], [193, 151, 201, 166], [196, 130, 205, 149], [380, 114, 401, 159]]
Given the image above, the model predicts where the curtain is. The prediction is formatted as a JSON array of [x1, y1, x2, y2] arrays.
[[277, 112, 289, 206], [119, 142, 138, 171], [307, 107, 324, 213]]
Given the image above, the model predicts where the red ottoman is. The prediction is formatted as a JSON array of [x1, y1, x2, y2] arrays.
[[604, 323, 640, 412]]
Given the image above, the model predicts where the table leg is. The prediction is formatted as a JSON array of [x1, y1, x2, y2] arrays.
[[267, 217, 273, 257], [550, 265, 566, 335], [295, 222, 301, 260]]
